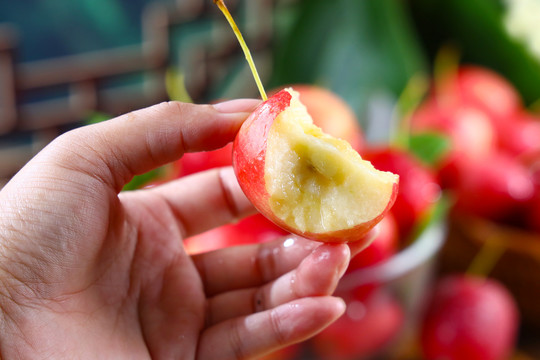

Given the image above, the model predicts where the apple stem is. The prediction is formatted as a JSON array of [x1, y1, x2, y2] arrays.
[[214, 0, 268, 101], [466, 238, 506, 278]]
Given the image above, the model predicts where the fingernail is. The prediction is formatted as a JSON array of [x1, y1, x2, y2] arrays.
[[335, 245, 351, 279], [213, 99, 261, 113]]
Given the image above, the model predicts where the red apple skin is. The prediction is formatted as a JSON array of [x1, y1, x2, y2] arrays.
[[233, 89, 398, 243], [447, 152, 534, 222], [311, 290, 404, 360], [497, 112, 540, 157], [175, 143, 233, 177], [437, 65, 522, 129], [420, 275, 519, 360], [233, 89, 292, 222], [410, 98, 497, 163], [347, 212, 399, 271], [362, 147, 441, 239], [184, 213, 289, 254]]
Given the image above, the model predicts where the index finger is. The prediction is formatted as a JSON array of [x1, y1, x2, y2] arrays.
[[48, 99, 260, 192], [192, 227, 380, 295]]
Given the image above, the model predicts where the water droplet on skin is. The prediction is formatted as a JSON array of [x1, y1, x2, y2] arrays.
[[289, 303, 300, 311], [283, 237, 295, 248], [317, 249, 331, 262]]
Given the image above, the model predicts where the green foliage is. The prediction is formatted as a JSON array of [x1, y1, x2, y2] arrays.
[[408, 132, 452, 167], [271, 0, 428, 121], [85, 112, 112, 125], [122, 167, 167, 191], [409, 0, 540, 105]]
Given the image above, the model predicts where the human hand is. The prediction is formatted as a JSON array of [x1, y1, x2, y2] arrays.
[[0, 100, 362, 359]]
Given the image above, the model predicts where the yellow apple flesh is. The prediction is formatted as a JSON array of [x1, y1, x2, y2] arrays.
[[233, 88, 399, 243]]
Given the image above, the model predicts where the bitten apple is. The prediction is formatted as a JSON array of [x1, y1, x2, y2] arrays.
[[232, 88, 399, 243], [270, 84, 364, 151]]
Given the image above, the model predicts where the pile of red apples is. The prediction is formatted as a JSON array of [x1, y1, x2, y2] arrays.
[[411, 65, 540, 229]]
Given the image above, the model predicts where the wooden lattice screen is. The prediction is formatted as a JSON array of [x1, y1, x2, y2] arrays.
[[0, 0, 276, 181]]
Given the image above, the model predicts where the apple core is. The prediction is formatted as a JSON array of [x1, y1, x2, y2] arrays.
[[264, 89, 398, 234]]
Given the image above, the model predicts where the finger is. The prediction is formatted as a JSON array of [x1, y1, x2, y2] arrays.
[[136, 167, 254, 237], [46, 99, 260, 192], [198, 296, 346, 360], [193, 236, 321, 296], [205, 243, 350, 326]]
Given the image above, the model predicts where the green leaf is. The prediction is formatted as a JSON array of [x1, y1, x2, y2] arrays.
[[408, 132, 452, 166], [122, 166, 168, 191]]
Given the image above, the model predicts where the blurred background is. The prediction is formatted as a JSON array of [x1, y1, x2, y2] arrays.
[[2, 0, 540, 359]]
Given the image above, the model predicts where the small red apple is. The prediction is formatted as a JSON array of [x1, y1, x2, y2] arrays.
[[362, 147, 441, 239], [347, 212, 399, 271], [175, 143, 233, 177], [232, 88, 399, 244], [420, 275, 519, 360], [184, 213, 289, 254], [410, 98, 497, 163], [436, 65, 522, 129], [448, 152, 534, 222], [311, 289, 404, 360]]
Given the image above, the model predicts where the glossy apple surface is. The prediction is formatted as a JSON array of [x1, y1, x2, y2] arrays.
[[347, 213, 399, 271], [233, 88, 399, 243], [438, 65, 522, 129], [420, 275, 519, 360], [183, 213, 289, 254], [448, 152, 534, 222], [175, 143, 233, 177]]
